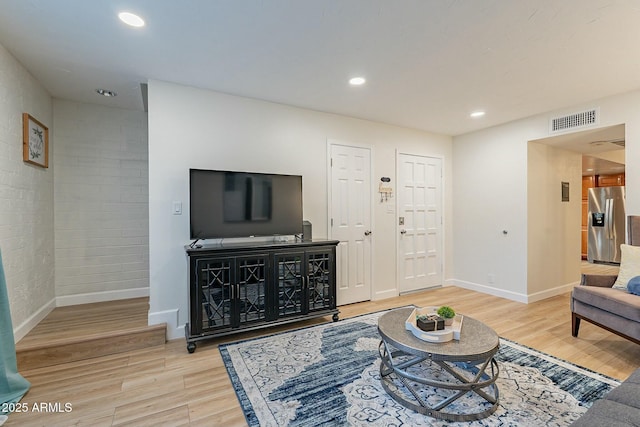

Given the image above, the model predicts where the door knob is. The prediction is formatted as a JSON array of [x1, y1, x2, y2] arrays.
[[400, 229, 407, 235], [364, 230, 372, 236]]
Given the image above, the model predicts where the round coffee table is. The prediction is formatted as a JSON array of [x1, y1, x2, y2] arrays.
[[377, 307, 500, 421]]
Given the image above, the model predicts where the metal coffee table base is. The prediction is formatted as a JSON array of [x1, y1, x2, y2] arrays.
[[378, 341, 500, 422]]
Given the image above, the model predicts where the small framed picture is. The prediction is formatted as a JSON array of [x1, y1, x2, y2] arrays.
[[22, 113, 49, 168], [561, 181, 569, 202]]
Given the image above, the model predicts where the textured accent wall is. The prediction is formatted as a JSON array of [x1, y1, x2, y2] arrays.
[[53, 100, 149, 300], [0, 42, 54, 330]]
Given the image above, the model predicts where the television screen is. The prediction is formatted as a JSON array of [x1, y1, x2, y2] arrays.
[[190, 169, 303, 239], [223, 172, 272, 222]]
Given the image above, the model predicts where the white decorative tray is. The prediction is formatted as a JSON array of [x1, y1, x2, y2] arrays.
[[405, 307, 464, 343]]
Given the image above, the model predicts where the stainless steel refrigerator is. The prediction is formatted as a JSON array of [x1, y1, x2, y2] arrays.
[[587, 186, 626, 264]]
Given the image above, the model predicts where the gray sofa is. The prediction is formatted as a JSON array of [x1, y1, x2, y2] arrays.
[[571, 215, 640, 345], [570, 273, 640, 345], [570, 368, 640, 426], [570, 216, 640, 425]]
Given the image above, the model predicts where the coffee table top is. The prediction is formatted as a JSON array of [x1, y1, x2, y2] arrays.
[[378, 307, 499, 362]]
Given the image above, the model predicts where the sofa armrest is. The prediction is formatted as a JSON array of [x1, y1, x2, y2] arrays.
[[579, 274, 617, 288]]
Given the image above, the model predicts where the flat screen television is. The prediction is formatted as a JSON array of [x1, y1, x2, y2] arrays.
[[189, 169, 303, 239]]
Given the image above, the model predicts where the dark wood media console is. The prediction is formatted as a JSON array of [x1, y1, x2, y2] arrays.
[[184, 239, 339, 353]]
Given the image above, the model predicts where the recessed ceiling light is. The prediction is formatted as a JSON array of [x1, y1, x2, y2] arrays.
[[96, 89, 117, 97], [118, 11, 145, 28], [470, 111, 485, 118], [349, 77, 366, 86]]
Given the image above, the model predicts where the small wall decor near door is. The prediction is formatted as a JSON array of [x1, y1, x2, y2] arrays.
[[328, 141, 372, 306], [397, 153, 443, 294], [22, 113, 49, 168]]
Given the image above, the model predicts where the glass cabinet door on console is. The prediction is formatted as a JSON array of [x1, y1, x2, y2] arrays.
[[306, 249, 334, 312], [235, 255, 269, 326], [273, 248, 335, 320], [194, 254, 268, 333], [195, 257, 232, 333], [274, 252, 305, 318]]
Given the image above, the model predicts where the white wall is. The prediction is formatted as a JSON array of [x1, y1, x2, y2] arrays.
[[0, 42, 54, 341], [147, 80, 453, 339], [527, 142, 582, 299], [53, 100, 149, 305], [596, 92, 640, 216], [453, 90, 640, 302], [452, 120, 533, 301]]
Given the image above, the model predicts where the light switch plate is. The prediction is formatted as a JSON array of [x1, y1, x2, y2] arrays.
[[172, 201, 182, 215]]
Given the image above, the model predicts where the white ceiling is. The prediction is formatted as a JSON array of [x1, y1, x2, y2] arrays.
[[533, 124, 626, 175], [1, 1, 640, 136], [534, 125, 625, 155]]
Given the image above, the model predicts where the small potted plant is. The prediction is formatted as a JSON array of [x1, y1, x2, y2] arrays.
[[437, 306, 456, 326]]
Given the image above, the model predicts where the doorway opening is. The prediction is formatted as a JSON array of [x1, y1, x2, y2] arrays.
[[529, 123, 625, 281]]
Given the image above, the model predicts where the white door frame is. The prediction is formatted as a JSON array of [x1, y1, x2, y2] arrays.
[[396, 151, 445, 294], [327, 139, 374, 304]]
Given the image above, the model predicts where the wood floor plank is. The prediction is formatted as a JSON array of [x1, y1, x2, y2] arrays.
[[17, 326, 166, 370], [19, 356, 131, 386], [113, 405, 190, 427]]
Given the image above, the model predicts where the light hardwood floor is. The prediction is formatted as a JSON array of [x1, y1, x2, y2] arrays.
[[15, 298, 166, 370], [6, 283, 638, 427], [580, 260, 619, 276]]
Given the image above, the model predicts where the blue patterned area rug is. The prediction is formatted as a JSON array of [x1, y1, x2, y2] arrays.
[[219, 310, 620, 427]]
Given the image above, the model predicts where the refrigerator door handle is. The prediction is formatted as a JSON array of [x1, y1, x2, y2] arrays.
[[610, 198, 615, 238], [606, 199, 611, 239], [607, 198, 613, 239], [603, 199, 608, 238]]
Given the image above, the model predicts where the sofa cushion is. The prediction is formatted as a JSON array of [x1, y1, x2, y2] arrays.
[[570, 399, 640, 427], [572, 286, 640, 323], [613, 244, 640, 290], [606, 382, 640, 409], [570, 369, 640, 427], [628, 276, 640, 296]]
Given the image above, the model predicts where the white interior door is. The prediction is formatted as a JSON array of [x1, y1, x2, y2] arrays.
[[397, 153, 443, 293], [329, 143, 372, 305]]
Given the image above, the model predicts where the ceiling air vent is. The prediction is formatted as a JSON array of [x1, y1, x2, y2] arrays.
[[550, 108, 598, 133]]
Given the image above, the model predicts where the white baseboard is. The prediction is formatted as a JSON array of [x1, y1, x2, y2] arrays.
[[526, 281, 577, 303], [449, 279, 577, 304], [13, 297, 56, 343], [450, 279, 529, 303], [55, 287, 150, 307], [372, 288, 398, 301], [148, 308, 183, 340]]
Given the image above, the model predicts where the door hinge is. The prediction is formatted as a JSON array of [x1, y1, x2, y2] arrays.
[[330, 158, 333, 167], [331, 218, 333, 226]]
